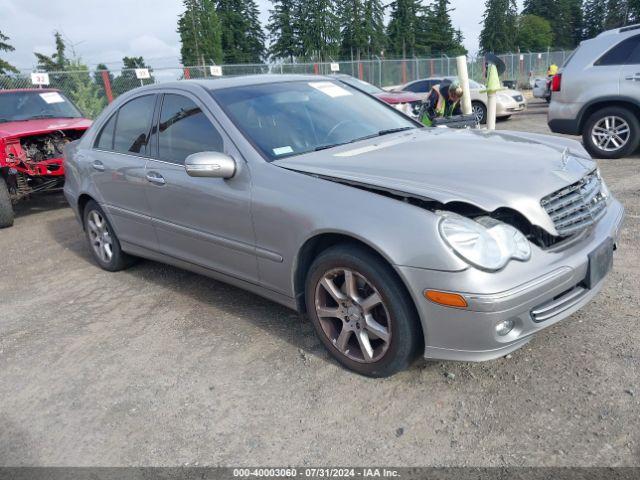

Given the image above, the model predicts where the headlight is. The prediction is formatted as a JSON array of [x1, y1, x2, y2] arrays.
[[498, 93, 512, 103], [596, 169, 611, 202], [438, 213, 531, 271]]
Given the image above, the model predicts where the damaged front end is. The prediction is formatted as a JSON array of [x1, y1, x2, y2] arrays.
[[307, 173, 572, 251], [2, 129, 84, 202]]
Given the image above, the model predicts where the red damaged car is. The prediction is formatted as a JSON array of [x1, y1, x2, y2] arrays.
[[0, 89, 91, 227], [334, 74, 423, 117]]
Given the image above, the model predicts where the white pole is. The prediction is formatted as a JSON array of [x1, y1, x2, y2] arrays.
[[487, 93, 497, 130], [456, 55, 472, 116]]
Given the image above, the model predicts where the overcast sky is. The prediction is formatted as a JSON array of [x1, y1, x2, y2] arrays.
[[1, 0, 525, 70]]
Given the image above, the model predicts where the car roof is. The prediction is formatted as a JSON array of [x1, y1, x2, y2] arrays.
[[131, 74, 333, 94]]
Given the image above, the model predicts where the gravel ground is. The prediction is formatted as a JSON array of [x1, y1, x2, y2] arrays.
[[0, 99, 638, 467]]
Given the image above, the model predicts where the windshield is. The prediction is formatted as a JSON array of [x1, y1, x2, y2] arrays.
[[0, 91, 83, 123], [335, 76, 383, 94], [211, 80, 418, 161]]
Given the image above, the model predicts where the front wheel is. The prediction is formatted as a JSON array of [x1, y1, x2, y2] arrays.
[[305, 244, 422, 377], [472, 101, 487, 124], [0, 176, 15, 228], [583, 107, 640, 159], [83, 200, 135, 271]]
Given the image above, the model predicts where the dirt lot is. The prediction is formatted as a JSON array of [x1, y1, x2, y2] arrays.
[[0, 99, 638, 467]]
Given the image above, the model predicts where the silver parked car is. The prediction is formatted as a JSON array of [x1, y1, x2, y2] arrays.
[[549, 24, 640, 158], [64, 75, 624, 377]]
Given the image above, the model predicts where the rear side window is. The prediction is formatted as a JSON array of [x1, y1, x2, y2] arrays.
[[157, 94, 223, 165], [595, 35, 640, 66], [94, 113, 116, 150], [113, 95, 156, 155]]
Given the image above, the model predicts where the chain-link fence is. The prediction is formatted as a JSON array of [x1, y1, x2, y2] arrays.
[[0, 50, 572, 118]]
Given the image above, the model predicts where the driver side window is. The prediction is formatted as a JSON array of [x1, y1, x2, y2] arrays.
[[156, 94, 223, 165]]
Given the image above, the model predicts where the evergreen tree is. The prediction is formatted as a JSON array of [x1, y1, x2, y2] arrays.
[[112, 56, 152, 96], [339, 0, 367, 59], [296, 0, 340, 61], [243, 0, 267, 62], [479, 0, 518, 54], [363, 0, 386, 57], [34, 32, 69, 72], [0, 30, 18, 74], [267, 0, 298, 61], [604, 0, 630, 29], [178, 0, 223, 65], [417, 0, 466, 55], [387, 0, 420, 57], [217, 0, 265, 63], [582, 0, 606, 38]]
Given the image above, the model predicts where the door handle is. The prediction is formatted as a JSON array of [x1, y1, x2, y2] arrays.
[[91, 160, 105, 171], [146, 172, 166, 185], [624, 73, 640, 81]]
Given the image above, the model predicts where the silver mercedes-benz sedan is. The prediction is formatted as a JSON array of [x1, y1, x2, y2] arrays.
[[63, 75, 624, 377]]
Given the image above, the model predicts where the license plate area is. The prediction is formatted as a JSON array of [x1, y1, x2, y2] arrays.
[[585, 238, 614, 289]]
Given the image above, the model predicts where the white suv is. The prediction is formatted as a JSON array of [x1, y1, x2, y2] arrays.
[[548, 24, 640, 159]]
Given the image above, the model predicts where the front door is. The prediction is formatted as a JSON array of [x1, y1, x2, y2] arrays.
[[89, 94, 157, 249], [143, 92, 258, 283]]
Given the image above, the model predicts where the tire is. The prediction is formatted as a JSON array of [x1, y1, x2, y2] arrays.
[[83, 200, 135, 271], [583, 106, 640, 159], [305, 244, 422, 377], [472, 101, 487, 125], [0, 176, 15, 228]]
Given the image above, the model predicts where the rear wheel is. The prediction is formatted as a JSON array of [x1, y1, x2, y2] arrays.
[[583, 106, 640, 159], [83, 200, 135, 271], [0, 176, 15, 228], [305, 244, 422, 377], [472, 101, 487, 124]]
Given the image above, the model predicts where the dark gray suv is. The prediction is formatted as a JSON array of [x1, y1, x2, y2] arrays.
[[549, 24, 640, 159]]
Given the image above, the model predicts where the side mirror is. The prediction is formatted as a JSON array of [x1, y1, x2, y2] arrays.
[[184, 151, 236, 179]]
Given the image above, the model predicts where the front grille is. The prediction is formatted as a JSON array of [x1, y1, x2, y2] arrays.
[[513, 95, 524, 102], [541, 170, 607, 237]]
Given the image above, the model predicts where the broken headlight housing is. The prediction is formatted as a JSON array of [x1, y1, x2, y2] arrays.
[[438, 212, 531, 271]]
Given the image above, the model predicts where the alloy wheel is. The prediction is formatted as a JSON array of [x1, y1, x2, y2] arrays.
[[87, 210, 113, 263], [472, 104, 485, 123], [314, 268, 391, 363], [591, 116, 630, 152]]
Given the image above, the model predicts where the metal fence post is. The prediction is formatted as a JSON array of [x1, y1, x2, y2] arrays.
[[101, 70, 114, 104]]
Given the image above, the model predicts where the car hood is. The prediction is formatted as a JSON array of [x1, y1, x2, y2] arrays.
[[274, 128, 595, 235], [0, 117, 92, 138]]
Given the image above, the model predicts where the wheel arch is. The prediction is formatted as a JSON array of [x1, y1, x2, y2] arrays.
[[293, 232, 422, 336], [77, 193, 96, 228], [578, 97, 640, 132]]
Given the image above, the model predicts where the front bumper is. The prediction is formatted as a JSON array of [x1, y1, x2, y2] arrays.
[[398, 199, 624, 362], [497, 99, 526, 117]]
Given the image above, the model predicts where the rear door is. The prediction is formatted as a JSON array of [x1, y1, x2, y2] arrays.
[[617, 35, 640, 99], [90, 94, 158, 249], [143, 91, 258, 283]]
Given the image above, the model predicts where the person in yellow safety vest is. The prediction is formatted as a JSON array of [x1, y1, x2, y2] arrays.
[[421, 79, 463, 127], [547, 64, 559, 77]]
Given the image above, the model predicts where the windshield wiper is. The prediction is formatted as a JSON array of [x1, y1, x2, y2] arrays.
[[377, 126, 414, 136], [314, 127, 415, 152]]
